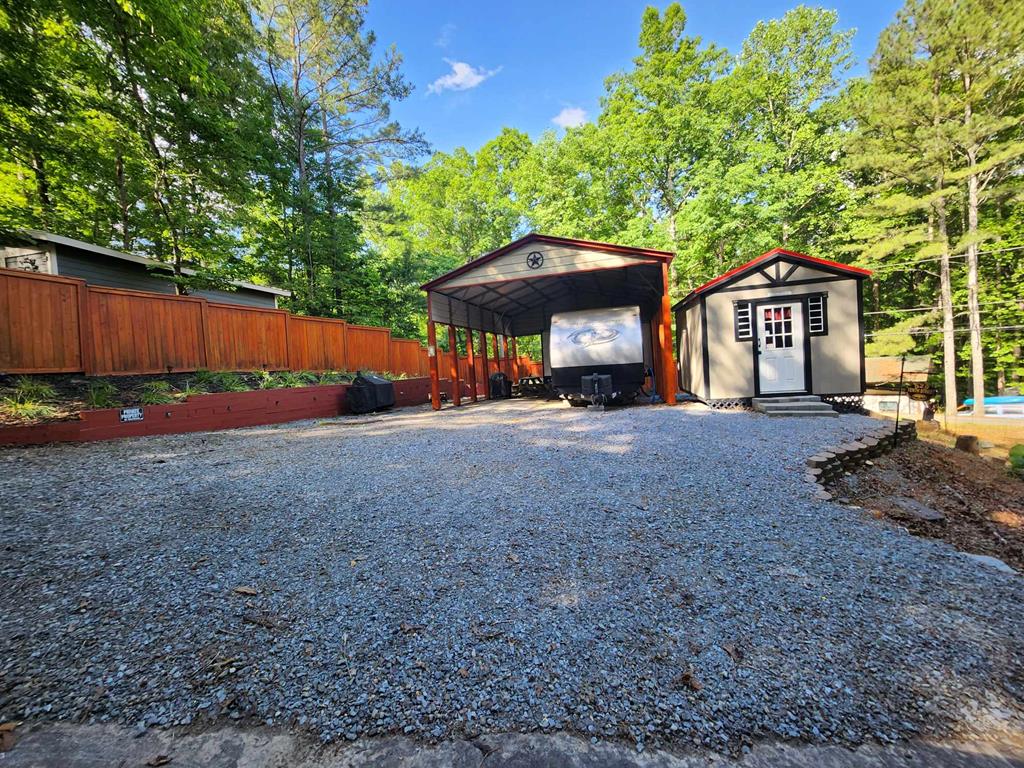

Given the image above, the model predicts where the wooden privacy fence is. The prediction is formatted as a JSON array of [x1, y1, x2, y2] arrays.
[[0, 267, 447, 377]]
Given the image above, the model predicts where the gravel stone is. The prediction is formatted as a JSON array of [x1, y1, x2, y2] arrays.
[[1, 400, 1022, 753]]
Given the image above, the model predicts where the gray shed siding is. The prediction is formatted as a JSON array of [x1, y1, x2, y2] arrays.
[[56, 249, 176, 294], [55, 246, 278, 308], [191, 287, 278, 309]]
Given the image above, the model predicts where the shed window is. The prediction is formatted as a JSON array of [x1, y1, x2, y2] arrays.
[[807, 295, 828, 335], [734, 301, 753, 340]]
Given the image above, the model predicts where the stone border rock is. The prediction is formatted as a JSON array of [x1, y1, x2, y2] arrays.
[[804, 420, 917, 501]]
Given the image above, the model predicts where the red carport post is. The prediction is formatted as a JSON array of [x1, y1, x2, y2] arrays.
[[466, 328, 478, 402], [492, 334, 500, 376], [500, 335, 510, 377], [480, 331, 490, 397], [426, 295, 441, 410], [658, 261, 677, 405], [511, 337, 519, 382], [448, 324, 462, 406]]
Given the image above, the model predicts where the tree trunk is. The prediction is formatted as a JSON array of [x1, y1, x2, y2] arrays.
[[936, 180, 957, 428], [963, 78, 985, 416], [115, 154, 131, 250], [31, 152, 52, 224]]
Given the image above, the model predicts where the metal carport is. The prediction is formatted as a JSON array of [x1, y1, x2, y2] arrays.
[[421, 233, 677, 410]]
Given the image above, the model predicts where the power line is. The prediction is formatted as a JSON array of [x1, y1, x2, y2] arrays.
[[865, 324, 1024, 337], [864, 297, 1024, 315], [864, 244, 1024, 270]]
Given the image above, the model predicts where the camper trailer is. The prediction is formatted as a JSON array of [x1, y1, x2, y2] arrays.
[[549, 306, 647, 405]]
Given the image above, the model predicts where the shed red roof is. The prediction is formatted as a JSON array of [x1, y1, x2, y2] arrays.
[[675, 248, 871, 308]]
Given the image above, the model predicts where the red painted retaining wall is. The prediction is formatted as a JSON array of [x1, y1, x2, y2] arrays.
[[0, 376, 475, 447]]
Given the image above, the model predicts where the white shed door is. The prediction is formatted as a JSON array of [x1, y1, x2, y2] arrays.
[[757, 302, 805, 394]]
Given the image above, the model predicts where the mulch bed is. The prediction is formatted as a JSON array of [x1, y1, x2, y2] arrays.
[[0, 372, 337, 428], [834, 440, 1024, 570]]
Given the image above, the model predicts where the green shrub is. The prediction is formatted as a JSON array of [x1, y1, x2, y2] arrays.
[[11, 376, 57, 403], [296, 370, 318, 385], [85, 380, 118, 409], [139, 380, 175, 405], [1010, 444, 1024, 478], [1, 397, 56, 420]]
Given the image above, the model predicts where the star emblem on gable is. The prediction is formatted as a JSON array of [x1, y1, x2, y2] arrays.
[[526, 251, 544, 269]]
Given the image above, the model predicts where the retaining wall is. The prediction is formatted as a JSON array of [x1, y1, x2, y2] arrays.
[[804, 420, 918, 500], [0, 376, 483, 447]]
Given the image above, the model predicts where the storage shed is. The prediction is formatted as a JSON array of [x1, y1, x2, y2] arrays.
[[674, 248, 871, 407], [422, 233, 677, 409]]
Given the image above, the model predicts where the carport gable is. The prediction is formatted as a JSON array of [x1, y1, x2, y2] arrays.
[[423, 234, 672, 336]]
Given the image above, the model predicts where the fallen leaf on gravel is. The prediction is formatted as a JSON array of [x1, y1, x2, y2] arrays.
[[145, 756, 172, 766], [399, 622, 423, 635], [458, 667, 469, 678], [506, 553, 520, 564], [0, 722, 20, 752], [678, 668, 703, 692], [722, 643, 744, 662], [232, 585, 258, 596]]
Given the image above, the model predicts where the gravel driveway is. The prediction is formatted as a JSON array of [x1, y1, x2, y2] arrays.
[[1, 400, 1022, 754]]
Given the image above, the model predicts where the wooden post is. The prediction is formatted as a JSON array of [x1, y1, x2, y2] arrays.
[[481, 331, 490, 397], [492, 334, 500, 377], [466, 328, 478, 402], [448, 324, 462, 406], [511, 337, 519, 382], [658, 261, 677, 405], [76, 281, 96, 375], [650, 317, 660, 397], [426, 295, 441, 410], [500, 334, 509, 377]]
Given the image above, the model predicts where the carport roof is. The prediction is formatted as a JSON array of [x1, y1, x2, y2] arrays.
[[420, 233, 673, 292], [422, 234, 674, 337]]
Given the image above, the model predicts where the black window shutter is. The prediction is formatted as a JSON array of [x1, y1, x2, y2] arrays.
[[807, 295, 828, 335], [734, 301, 753, 341]]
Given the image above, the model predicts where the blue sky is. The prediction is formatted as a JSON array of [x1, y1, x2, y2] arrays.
[[366, 0, 903, 156]]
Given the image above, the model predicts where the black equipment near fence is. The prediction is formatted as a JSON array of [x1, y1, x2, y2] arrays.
[[347, 372, 396, 414]]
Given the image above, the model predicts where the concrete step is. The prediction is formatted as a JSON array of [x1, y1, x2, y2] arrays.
[[755, 401, 835, 413], [752, 395, 838, 417], [761, 408, 839, 417], [752, 395, 821, 406]]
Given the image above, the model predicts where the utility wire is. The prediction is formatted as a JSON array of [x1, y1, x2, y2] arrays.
[[864, 297, 1024, 315], [865, 324, 1024, 337], [862, 243, 1024, 270]]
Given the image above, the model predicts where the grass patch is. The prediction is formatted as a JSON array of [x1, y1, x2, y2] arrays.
[[85, 380, 119, 409], [0, 376, 59, 421], [138, 381, 176, 405], [1, 398, 57, 420], [194, 369, 249, 392], [174, 381, 208, 401], [10, 376, 57, 403]]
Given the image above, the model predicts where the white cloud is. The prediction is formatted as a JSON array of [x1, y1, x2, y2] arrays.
[[427, 59, 501, 95], [435, 23, 456, 49], [551, 106, 588, 129]]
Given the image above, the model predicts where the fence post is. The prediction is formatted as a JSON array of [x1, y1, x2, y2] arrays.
[[76, 280, 95, 375], [341, 321, 349, 373], [198, 298, 210, 370]]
